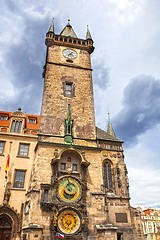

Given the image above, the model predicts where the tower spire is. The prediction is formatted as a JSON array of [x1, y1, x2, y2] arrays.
[[48, 17, 54, 33], [107, 113, 116, 137], [60, 19, 77, 38], [86, 25, 92, 40]]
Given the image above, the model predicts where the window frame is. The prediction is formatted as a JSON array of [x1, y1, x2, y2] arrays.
[[72, 163, 78, 171], [18, 143, 30, 157], [28, 117, 37, 124], [10, 120, 22, 133], [0, 115, 8, 121], [0, 141, 5, 155], [63, 81, 75, 98], [103, 160, 113, 192], [61, 162, 66, 171], [13, 170, 26, 189]]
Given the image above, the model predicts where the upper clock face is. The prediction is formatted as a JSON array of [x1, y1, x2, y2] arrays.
[[63, 49, 77, 59], [57, 177, 82, 203]]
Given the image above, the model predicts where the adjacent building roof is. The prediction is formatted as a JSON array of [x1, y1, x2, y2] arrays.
[[96, 127, 122, 142]]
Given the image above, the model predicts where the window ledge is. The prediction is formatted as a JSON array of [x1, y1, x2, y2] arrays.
[[0, 154, 4, 156], [12, 188, 26, 191], [16, 155, 30, 159]]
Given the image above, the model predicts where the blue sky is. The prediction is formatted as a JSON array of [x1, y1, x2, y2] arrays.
[[0, 0, 160, 209]]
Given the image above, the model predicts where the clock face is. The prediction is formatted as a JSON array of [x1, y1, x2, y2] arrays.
[[57, 177, 82, 203], [58, 210, 80, 234], [62, 49, 77, 59]]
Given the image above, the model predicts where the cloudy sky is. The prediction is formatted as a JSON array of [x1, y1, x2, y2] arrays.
[[0, 0, 160, 209]]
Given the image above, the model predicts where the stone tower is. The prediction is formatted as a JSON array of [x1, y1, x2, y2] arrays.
[[22, 20, 144, 240]]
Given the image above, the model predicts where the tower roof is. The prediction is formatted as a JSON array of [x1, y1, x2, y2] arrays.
[[86, 25, 92, 40], [60, 19, 77, 38], [107, 113, 116, 137]]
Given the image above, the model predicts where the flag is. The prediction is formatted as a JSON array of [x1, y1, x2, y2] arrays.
[[58, 233, 64, 238], [5, 142, 12, 177]]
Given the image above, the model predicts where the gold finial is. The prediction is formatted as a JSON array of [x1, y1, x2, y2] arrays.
[[68, 18, 70, 23]]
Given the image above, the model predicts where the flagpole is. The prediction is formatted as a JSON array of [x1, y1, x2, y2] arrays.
[[3, 141, 12, 204], [5, 141, 12, 178]]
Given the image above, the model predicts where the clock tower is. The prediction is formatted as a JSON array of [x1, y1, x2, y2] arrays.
[[22, 20, 144, 240], [40, 19, 96, 140]]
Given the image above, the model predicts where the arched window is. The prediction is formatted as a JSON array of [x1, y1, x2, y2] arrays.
[[103, 161, 113, 191]]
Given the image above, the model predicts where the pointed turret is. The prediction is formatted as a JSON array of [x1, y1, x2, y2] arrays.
[[86, 25, 92, 40], [48, 18, 54, 33], [60, 19, 77, 38], [107, 113, 116, 137]]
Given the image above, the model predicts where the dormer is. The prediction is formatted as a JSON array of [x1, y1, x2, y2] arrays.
[[0, 113, 9, 121], [10, 108, 26, 133]]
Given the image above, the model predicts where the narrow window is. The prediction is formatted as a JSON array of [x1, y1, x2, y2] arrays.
[[61, 163, 66, 170], [23, 234, 27, 240], [19, 144, 29, 157], [65, 83, 72, 97], [15, 121, 19, 132], [72, 164, 77, 171], [44, 190, 48, 202], [103, 161, 113, 191], [18, 121, 22, 133], [117, 233, 122, 240], [0, 142, 5, 154], [13, 170, 26, 188], [11, 120, 15, 132]]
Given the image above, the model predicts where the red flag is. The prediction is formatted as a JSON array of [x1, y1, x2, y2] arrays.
[[5, 142, 12, 177]]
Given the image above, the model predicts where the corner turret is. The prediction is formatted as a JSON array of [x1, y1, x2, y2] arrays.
[[86, 25, 92, 40], [48, 17, 54, 33]]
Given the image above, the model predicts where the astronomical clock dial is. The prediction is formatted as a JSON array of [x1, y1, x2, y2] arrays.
[[63, 49, 77, 59], [57, 177, 82, 203], [58, 210, 80, 234]]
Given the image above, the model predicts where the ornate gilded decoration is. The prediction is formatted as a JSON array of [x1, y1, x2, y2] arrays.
[[58, 210, 80, 234], [57, 177, 82, 203]]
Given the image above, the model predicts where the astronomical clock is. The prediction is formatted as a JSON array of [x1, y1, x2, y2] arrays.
[[40, 148, 89, 239]]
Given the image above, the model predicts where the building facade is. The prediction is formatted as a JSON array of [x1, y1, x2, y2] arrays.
[[0, 20, 144, 240], [0, 109, 39, 239], [141, 209, 160, 240]]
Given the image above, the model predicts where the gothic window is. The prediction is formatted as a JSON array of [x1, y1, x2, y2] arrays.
[[103, 161, 113, 191], [11, 120, 22, 133], [0, 141, 5, 154], [13, 170, 26, 189], [18, 143, 29, 157]]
